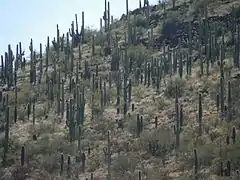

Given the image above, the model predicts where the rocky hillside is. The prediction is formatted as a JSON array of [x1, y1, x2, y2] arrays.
[[1, 0, 240, 179]]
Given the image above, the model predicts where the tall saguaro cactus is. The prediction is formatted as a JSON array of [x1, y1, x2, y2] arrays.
[[2, 106, 10, 166], [103, 131, 112, 180], [126, 0, 128, 16]]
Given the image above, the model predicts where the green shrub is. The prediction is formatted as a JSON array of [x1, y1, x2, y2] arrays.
[[127, 115, 147, 134], [164, 76, 186, 98], [127, 45, 151, 69], [134, 14, 148, 28], [112, 155, 139, 178], [138, 127, 175, 158]]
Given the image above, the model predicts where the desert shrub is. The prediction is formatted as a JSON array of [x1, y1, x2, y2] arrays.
[[138, 127, 175, 159], [149, 11, 160, 23], [0, 138, 21, 167], [134, 14, 148, 28], [91, 32, 105, 47], [132, 85, 146, 101], [188, 0, 206, 17], [161, 19, 177, 38], [3, 166, 31, 180], [199, 76, 219, 93], [160, 11, 179, 39], [146, 167, 169, 180], [154, 95, 170, 111], [127, 115, 147, 134], [112, 155, 139, 179], [109, 88, 117, 101], [87, 154, 101, 172], [17, 81, 32, 105], [32, 120, 57, 135], [84, 27, 103, 46], [164, 76, 186, 98], [39, 154, 60, 173], [127, 45, 151, 69], [197, 143, 218, 167], [35, 104, 46, 118], [110, 18, 122, 29], [25, 134, 77, 172], [91, 104, 104, 120], [35, 83, 48, 103], [178, 132, 226, 174], [82, 27, 95, 43], [94, 121, 110, 136], [220, 137, 240, 171], [18, 107, 26, 121], [136, 26, 147, 37]]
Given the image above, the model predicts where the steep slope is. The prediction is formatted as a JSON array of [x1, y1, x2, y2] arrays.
[[1, 0, 240, 180]]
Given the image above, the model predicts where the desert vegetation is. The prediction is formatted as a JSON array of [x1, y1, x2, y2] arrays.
[[1, 0, 240, 179]]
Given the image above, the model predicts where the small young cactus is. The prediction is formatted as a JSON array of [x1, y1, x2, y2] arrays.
[[60, 153, 64, 175], [193, 148, 198, 175], [21, 146, 25, 166], [67, 155, 71, 177], [232, 126, 236, 144]]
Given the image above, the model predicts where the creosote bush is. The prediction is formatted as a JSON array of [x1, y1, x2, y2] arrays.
[[127, 116, 147, 134], [164, 76, 186, 98], [112, 155, 139, 179], [138, 127, 175, 158], [134, 14, 149, 28], [127, 45, 151, 69]]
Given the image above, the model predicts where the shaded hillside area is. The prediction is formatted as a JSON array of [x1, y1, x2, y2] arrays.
[[1, 0, 240, 179]]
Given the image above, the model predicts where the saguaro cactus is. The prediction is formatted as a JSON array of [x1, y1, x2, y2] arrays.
[[198, 93, 202, 134], [21, 146, 25, 166], [2, 106, 10, 166], [103, 131, 112, 180], [194, 148, 199, 175]]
